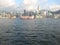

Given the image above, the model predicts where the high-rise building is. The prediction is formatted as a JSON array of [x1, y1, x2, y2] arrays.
[[37, 5, 40, 15]]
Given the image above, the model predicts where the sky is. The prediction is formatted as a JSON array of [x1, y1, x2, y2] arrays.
[[0, 0, 60, 11]]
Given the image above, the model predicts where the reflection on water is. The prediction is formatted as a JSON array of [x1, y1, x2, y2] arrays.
[[0, 18, 60, 45]]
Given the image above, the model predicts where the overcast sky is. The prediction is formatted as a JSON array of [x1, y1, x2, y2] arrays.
[[0, 0, 60, 11]]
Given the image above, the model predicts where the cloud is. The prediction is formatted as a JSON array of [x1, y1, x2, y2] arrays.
[[0, 0, 15, 7], [49, 5, 60, 11], [23, 0, 47, 11], [42, 4, 60, 11], [0, 0, 49, 11], [23, 0, 38, 11]]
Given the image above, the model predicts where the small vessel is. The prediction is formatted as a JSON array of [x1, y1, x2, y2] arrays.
[[20, 10, 35, 19], [20, 15, 34, 19]]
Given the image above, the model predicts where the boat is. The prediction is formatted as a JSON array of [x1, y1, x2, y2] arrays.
[[20, 15, 34, 20]]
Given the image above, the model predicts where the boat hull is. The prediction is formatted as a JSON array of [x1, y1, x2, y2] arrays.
[[20, 16, 34, 19]]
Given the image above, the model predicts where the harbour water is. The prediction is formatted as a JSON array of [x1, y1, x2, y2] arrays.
[[0, 18, 60, 45]]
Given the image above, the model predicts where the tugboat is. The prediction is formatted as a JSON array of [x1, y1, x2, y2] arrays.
[[20, 15, 34, 19], [20, 10, 35, 19]]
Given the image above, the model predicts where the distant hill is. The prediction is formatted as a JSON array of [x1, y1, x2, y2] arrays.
[[53, 10, 60, 14]]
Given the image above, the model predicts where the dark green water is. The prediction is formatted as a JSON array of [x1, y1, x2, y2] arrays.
[[0, 18, 60, 45]]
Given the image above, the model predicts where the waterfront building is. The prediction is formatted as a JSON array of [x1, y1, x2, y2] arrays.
[[54, 14, 60, 19]]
